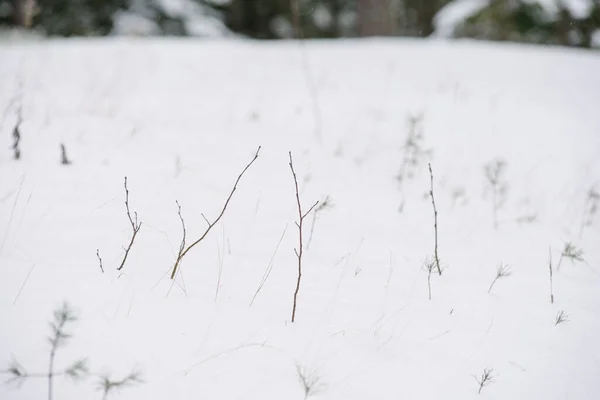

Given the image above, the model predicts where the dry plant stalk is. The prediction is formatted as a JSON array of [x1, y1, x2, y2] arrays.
[[487, 263, 511, 294], [97, 249, 104, 273], [170, 146, 261, 280], [296, 364, 326, 400], [289, 152, 319, 322], [117, 177, 142, 271], [555, 310, 569, 326], [3, 303, 88, 400], [60, 144, 71, 165], [424, 258, 436, 300], [557, 242, 584, 271], [428, 163, 442, 275], [97, 369, 143, 400], [473, 367, 495, 394], [250, 224, 288, 306]]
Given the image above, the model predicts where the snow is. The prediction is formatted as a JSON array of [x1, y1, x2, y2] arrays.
[[433, 0, 488, 38], [1, 38, 600, 400]]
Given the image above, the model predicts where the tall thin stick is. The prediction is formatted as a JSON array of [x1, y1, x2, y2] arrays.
[[170, 147, 261, 279], [428, 164, 442, 275], [289, 152, 319, 322], [117, 177, 142, 271]]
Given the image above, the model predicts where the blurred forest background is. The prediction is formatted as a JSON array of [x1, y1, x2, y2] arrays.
[[0, 0, 598, 48]]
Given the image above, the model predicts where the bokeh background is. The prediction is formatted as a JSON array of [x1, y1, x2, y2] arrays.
[[0, 0, 599, 48]]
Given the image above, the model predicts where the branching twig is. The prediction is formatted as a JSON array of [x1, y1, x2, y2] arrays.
[[423, 258, 436, 300], [297, 364, 326, 400], [487, 263, 511, 294], [97, 369, 143, 400], [3, 303, 89, 400], [557, 241, 584, 271], [428, 163, 442, 275], [473, 367, 496, 394], [289, 152, 319, 322], [117, 177, 142, 271], [555, 310, 569, 326], [170, 146, 261, 280]]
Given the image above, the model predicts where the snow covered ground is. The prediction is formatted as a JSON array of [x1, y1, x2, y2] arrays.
[[0, 38, 599, 399]]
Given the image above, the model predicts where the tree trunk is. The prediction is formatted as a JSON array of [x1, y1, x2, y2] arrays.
[[356, 0, 394, 36]]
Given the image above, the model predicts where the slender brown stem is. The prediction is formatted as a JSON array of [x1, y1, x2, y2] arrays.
[[117, 177, 142, 271], [289, 151, 318, 322], [170, 147, 261, 279], [428, 164, 442, 275]]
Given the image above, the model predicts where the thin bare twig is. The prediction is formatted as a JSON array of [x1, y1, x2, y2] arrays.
[[13, 263, 35, 305], [170, 146, 261, 280], [428, 163, 442, 275], [473, 368, 496, 394], [250, 224, 288, 306], [289, 152, 319, 322], [487, 263, 511, 294], [97, 249, 104, 273], [117, 177, 142, 271]]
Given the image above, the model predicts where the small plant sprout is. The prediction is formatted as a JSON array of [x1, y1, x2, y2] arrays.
[[117, 177, 142, 271], [3, 302, 89, 400], [296, 364, 326, 400], [557, 242, 584, 271], [555, 310, 569, 326], [97, 369, 143, 400], [483, 159, 508, 229], [473, 367, 496, 394], [307, 195, 334, 249], [488, 263, 511, 294], [424, 258, 436, 300]]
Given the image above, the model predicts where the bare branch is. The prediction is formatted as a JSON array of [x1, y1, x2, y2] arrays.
[[117, 177, 142, 271], [289, 151, 318, 322], [428, 163, 442, 275], [170, 146, 261, 279]]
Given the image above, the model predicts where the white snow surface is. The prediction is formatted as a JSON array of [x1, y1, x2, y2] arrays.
[[1, 38, 600, 400]]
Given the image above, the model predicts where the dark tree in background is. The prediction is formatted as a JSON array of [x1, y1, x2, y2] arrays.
[[0, 0, 598, 48]]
